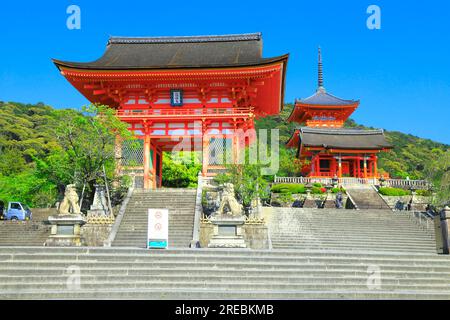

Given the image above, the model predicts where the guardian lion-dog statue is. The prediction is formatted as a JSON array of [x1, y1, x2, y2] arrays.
[[59, 184, 81, 215], [217, 183, 243, 216]]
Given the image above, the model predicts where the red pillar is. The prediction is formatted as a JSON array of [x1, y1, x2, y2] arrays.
[[357, 156, 361, 178], [202, 131, 209, 176], [151, 142, 157, 189], [338, 155, 342, 178], [331, 157, 337, 177], [316, 155, 321, 177], [143, 135, 151, 189], [363, 155, 368, 179], [373, 155, 378, 178], [159, 150, 163, 188]]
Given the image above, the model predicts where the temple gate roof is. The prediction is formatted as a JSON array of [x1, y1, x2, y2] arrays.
[[53, 33, 288, 70]]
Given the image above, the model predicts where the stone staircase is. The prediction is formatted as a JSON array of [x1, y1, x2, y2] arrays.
[[269, 208, 436, 253], [0, 221, 50, 246], [112, 188, 196, 248], [0, 246, 450, 299], [346, 186, 390, 209]]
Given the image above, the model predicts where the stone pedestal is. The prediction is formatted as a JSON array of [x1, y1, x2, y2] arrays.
[[208, 215, 247, 248], [45, 214, 86, 247], [436, 206, 450, 254]]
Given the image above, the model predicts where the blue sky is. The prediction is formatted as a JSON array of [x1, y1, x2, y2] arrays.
[[1, 0, 449, 143]]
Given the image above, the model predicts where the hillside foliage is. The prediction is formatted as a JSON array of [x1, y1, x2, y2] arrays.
[[0, 101, 448, 207], [0, 102, 132, 208]]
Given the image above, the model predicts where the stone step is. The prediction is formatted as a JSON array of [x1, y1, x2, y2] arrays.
[[3, 253, 450, 266], [112, 188, 196, 248], [3, 289, 450, 300], [271, 245, 433, 253], [269, 230, 433, 237], [0, 245, 450, 299], [4, 259, 450, 272], [4, 267, 450, 281], [270, 237, 435, 245], [2, 274, 449, 285], [270, 243, 435, 250], [3, 282, 450, 293]]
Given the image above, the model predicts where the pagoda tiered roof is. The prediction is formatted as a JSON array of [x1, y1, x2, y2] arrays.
[[297, 87, 359, 106], [287, 127, 393, 151], [287, 48, 359, 125]]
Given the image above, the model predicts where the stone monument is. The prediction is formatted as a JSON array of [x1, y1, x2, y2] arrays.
[[86, 185, 115, 224], [208, 183, 247, 248], [45, 184, 86, 246]]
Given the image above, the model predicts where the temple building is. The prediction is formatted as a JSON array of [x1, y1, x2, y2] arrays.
[[286, 48, 392, 178], [53, 33, 288, 188]]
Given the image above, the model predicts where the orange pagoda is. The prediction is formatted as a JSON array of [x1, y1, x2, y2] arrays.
[[286, 48, 392, 178], [53, 33, 288, 188]]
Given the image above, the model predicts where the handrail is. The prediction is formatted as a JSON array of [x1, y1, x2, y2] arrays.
[[409, 210, 435, 234], [104, 177, 135, 247], [385, 179, 431, 190], [393, 208, 435, 234], [117, 107, 254, 117]]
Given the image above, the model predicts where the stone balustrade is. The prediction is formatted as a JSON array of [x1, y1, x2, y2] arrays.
[[274, 176, 430, 189]]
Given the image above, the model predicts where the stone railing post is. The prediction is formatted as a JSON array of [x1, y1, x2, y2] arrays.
[[435, 206, 450, 254]]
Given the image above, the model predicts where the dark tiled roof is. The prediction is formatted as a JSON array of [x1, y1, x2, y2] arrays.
[[53, 33, 288, 70], [108, 33, 262, 44], [299, 127, 393, 150], [297, 88, 358, 106]]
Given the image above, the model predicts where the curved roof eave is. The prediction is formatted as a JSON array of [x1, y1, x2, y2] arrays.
[[52, 55, 289, 72]]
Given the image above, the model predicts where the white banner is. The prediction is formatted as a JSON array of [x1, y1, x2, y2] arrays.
[[147, 208, 169, 249]]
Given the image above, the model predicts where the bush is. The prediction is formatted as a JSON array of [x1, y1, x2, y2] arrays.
[[271, 183, 306, 194], [312, 182, 323, 188], [331, 187, 346, 194], [311, 186, 326, 194], [415, 189, 432, 197], [277, 192, 294, 204], [378, 187, 411, 196]]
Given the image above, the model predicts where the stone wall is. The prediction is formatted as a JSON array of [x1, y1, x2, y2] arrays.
[[81, 224, 113, 247], [242, 224, 269, 249], [30, 208, 57, 222], [271, 192, 348, 208], [199, 223, 214, 248], [199, 221, 269, 249], [379, 195, 431, 210]]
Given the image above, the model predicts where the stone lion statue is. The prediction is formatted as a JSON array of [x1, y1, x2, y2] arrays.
[[216, 183, 243, 216], [58, 184, 81, 215]]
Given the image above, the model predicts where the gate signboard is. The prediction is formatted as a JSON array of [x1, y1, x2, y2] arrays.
[[147, 209, 169, 249]]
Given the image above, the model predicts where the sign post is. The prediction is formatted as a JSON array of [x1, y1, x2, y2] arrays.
[[147, 208, 169, 249]]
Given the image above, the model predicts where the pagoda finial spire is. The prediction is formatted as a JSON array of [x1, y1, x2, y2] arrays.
[[318, 46, 325, 92]]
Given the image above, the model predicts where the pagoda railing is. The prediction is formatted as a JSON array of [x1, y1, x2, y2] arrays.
[[117, 106, 255, 119], [274, 176, 431, 189]]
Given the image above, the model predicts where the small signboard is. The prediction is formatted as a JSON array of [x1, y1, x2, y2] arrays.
[[170, 89, 183, 106], [147, 208, 169, 249]]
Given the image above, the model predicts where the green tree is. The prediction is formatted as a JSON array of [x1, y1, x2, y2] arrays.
[[162, 152, 201, 188], [424, 150, 450, 208], [0, 148, 28, 175], [53, 104, 134, 196], [215, 149, 270, 212]]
